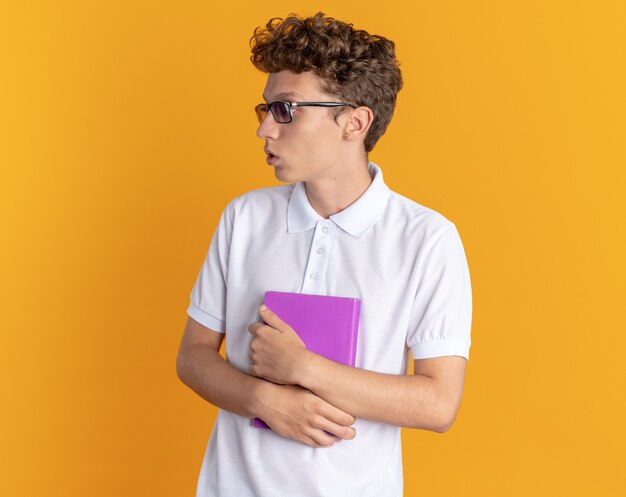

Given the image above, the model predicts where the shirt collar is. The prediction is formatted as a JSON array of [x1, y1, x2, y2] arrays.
[[287, 162, 390, 238]]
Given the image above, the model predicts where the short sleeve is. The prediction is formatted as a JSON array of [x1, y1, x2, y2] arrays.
[[406, 223, 472, 360], [186, 202, 234, 333]]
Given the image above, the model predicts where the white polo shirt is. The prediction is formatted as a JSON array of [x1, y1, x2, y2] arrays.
[[187, 162, 472, 497]]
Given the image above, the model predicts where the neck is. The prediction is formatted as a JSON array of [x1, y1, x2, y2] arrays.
[[304, 158, 372, 219]]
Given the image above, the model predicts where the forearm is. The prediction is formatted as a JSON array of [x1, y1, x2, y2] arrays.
[[177, 342, 267, 419], [177, 341, 357, 447], [249, 306, 466, 432], [297, 354, 458, 432]]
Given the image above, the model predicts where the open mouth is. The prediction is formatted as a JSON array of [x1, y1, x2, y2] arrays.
[[265, 148, 278, 165]]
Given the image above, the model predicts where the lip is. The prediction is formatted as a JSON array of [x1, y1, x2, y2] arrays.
[[264, 147, 278, 165]]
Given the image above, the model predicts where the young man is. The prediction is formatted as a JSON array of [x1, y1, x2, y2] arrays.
[[177, 12, 472, 497]]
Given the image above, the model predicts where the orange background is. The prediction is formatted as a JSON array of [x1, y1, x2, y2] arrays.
[[1, 1, 625, 496]]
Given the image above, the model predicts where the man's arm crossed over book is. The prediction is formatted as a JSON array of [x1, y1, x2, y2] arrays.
[[178, 316, 357, 448], [249, 305, 467, 432]]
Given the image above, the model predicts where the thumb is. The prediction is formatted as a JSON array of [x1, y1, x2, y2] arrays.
[[259, 304, 288, 333]]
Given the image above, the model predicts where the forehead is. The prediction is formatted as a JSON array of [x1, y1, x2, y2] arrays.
[[262, 70, 327, 101]]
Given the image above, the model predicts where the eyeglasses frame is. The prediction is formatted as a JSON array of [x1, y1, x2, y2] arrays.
[[255, 101, 356, 124]]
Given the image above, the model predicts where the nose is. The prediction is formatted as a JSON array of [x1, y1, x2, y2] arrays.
[[256, 112, 280, 141]]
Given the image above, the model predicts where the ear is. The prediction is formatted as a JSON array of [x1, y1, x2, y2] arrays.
[[343, 106, 374, 144]]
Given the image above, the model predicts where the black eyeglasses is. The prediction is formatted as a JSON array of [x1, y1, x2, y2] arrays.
[[255, 101, 354, 124]]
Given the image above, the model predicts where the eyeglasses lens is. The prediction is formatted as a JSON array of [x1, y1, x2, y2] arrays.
[[272, 102, 291, 123], [255, 105, 268, 124], [256, 102, 293, 124]]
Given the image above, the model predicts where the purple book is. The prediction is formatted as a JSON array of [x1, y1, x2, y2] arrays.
[[253, 291, 361, 429]]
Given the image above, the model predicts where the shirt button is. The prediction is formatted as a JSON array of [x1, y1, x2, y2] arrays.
[[321, 227, 329, 233], [309, 272, 316, 279], [316, 247, 324, 254]]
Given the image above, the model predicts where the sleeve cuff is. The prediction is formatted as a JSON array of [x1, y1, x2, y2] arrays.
[[187, 303, 226, 333], [410, 339, 470, 360]]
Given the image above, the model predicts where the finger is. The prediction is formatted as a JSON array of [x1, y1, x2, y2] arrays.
[[259, 305, 289, 333], [304, 402, 356, 441], [317, 417, 356, 441], [305, 427, 337, 448], [299, 434, 331, 449], [248, 322, 263, 336], [319, 403, 357, 428]]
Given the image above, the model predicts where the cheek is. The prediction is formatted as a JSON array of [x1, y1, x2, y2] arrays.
[[279, 116, 343, 168], [281, 129, 318, 161], [297, 120, 342, 155]]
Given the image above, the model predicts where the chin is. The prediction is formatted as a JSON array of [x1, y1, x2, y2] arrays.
[[273, 167, 300, 183]]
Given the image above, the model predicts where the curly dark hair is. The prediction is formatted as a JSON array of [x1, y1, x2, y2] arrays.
[[250, 12, 403, 152]]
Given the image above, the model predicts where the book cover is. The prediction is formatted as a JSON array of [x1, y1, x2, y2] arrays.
[[253, 291, 361, 429]]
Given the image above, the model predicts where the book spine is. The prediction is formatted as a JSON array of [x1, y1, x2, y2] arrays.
[[349, 299, 361, 366]]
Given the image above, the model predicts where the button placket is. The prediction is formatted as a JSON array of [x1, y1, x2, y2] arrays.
[[300, 221, 335, 294]]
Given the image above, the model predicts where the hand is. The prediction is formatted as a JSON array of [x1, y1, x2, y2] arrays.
[[258, 383, 357, 448], [248, 305, 310, 385]]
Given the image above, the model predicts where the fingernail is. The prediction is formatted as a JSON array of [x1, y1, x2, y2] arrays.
[[260, 304, 267, 312]]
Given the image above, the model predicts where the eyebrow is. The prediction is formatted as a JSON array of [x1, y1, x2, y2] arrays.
[[262, 91, 305, 102]]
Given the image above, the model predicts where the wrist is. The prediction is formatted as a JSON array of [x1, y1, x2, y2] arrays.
[[250, 377, 276, 420], [296, 349, 319, 390]]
